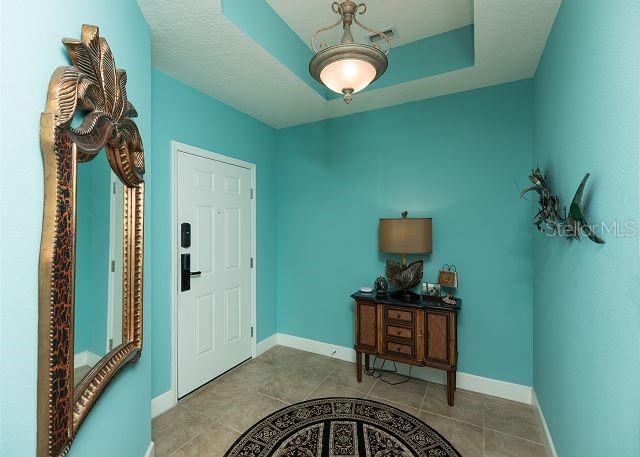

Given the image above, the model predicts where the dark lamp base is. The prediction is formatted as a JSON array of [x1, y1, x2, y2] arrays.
[[390, 289, 421, 302]]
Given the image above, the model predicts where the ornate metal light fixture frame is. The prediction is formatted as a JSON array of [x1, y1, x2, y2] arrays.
[[309, 1, 390, 103], [37, 24, 145, 457]]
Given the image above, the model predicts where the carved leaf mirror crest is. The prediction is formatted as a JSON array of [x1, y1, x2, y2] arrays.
[[38, 24, 145, 456]]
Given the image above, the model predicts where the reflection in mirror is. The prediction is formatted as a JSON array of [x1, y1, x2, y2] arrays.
[[74, 152, 125, 388]]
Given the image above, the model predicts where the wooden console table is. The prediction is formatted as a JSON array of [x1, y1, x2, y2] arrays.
[[352, 291, 461, 406]]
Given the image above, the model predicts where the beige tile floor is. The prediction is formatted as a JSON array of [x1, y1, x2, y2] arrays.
[[153, 346, 546, 457]]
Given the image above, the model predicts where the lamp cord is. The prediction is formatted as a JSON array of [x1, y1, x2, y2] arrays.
[[363, 356, 413, 385]]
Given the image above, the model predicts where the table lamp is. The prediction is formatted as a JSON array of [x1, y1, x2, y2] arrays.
[[379, 211, 432, 301]]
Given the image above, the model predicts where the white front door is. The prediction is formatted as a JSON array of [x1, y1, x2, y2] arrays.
[[176, 150, 253, 397], [107, 173, 124, 352]]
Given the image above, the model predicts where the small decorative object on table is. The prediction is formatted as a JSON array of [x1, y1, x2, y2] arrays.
[[423, 282, 441, 297], [360, 286, 373, 293], [379, 211, 432, 301], [374, 276, 388, 296], [438, 264, 458, 305]]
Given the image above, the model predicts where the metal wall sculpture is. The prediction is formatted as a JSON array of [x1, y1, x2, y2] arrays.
[[520, 168, 604, 244], [38, 24, 145, 456]]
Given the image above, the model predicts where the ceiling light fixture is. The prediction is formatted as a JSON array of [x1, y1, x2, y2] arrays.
[[309, 1, 390, 104]]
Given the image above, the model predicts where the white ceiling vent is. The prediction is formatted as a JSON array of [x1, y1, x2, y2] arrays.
[[368, 26, 399, 45]]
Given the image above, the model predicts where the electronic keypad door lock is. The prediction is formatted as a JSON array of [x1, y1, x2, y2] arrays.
[[180, 253, 202, 291], [181, 222, 191, 248]]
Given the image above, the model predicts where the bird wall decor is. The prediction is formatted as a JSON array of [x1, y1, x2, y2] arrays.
[[520, 168, 605, 244]]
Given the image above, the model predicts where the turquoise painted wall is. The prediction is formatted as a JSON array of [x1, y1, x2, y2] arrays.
[[0, 1, 152, 456], [276, 80, 534, 386], [532, 1, 640, 456], [150, 70, 278, 397], [75, 154, 112, 357]]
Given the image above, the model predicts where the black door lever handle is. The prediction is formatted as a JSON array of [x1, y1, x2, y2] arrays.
[[181, 254, 201, 291]]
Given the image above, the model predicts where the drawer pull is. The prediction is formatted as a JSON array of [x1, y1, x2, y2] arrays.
[[386, 308, 414, 323], [387, 342, 413, 356], [386, 325, 413, 340]]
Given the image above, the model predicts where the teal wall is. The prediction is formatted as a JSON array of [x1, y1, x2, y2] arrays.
[[150, 70, 278, 397], [75, 154, 112, 357], [276, 80, 534, 386], [364, 25, 474, 94], [0, 1, 152, 456], [532, 1, 640, 456]]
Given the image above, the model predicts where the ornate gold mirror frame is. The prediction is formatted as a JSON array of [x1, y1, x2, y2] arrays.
[[38, 24, 145, 457]]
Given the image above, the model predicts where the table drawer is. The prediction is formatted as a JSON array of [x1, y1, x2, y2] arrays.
[[385, 307, 414, 325], [385, 341, 414, 358], [385, 324, 414, 340]]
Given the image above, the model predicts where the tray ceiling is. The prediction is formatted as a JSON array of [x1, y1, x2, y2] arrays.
[[267, 0, 474, 50], [138, 0, 561, 128]]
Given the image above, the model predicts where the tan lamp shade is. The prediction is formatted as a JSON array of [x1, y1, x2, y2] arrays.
[[379, 218, 432, 254]]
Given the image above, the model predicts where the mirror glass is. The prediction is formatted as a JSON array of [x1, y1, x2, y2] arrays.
[[73, 152, 125, 389]]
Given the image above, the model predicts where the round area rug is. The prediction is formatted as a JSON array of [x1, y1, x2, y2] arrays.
[[225, 397, 461, 456]]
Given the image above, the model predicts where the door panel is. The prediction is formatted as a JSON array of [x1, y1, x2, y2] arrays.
[[224, 208, 241, 270], [426, 311, 449, 365], [356, 302, 377, 350], [225, 286, 241, 343], [195, 293, 215, 356], [177, 151, 252, 397], [195, 205, 215, 273]]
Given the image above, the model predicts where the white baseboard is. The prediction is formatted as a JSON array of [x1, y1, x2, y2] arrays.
[[456, 372, 531, 404], [256, 333, 278, 356], [532, 389, 558, 457], [151, 390, 177, 419], [73, 350, 101, 369], [144, 441, 155, 457], [274, 333, 532, 404], [277, 333, 357, 363]]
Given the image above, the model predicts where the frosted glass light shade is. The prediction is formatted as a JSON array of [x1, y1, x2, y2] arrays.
[[319, 59, 377, 94]]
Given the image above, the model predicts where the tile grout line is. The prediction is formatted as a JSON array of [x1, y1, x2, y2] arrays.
[[418, 408, 482, 428], [365, 375, 378, 397], [484, 427, 544, 446], [303, 371, 334, 400], [215, 356, 331, 404], [304, 369, 336, 400], [178, 403, 214, 421], [321, 378, 369, 396], [419, 382, 429, 412], [215, 392, 254, 423], [167, 424, 209, 457], [216, 419, 243, 435], [482, 407, 486, 457], [256, 390, 293, 405]]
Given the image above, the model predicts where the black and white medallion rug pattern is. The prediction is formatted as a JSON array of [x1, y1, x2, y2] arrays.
[[225, 397, 462, 456]]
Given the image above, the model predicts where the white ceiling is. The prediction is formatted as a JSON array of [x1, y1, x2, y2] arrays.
[[138, 0, 562, 129], [267, 0, 474, 50]]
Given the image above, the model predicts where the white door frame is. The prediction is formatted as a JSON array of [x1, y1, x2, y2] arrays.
[[171, 141, 257, 403]]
